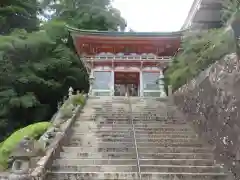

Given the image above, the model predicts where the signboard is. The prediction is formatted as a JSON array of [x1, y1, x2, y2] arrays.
[[114, 72, 139, 84]]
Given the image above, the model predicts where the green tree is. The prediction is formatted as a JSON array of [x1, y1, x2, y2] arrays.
[[0, 0, 126, 142], [41, 0, 126, 30], [0, 28, 88, 141], [0, 0, 40, 34]]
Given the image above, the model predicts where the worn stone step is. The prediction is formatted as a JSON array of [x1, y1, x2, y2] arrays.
[[75, 120, 187, 125], [69, 137, 134, 143], [136, 138, 199, 143], [134, 127, 193, 131], [72, 127, 194, 133], [73, 132, 133, 137], [73, 131, 196, 136], [59, 152, 136, 159], [136, 133, 197, 138], [72, 126, 194, 131], [54, 158, 215, 166], [63, 146, 135, 153], [47, 172, 227, 180], [71, 130, 197, 136], [62, 146, 213, 153], [51, 164, 223, 173], [51, 165, 138, 172], [135, 131, 196, 135], [77, 120, 187, 125], [84, 124, 192, 128], [68, 137, 199, 144], [67, 141, 204, 147], [59, 151, 213, 159], [72, 133, 197, 139], [140, 165, 223, 173], [70, 134, 198, 142], [53, 159, 136, 166], [138, 147, 213, 153], [138, 153, 214, 159]]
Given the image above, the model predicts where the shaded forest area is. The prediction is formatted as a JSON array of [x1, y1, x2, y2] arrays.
[[0, 0, 126, 141]]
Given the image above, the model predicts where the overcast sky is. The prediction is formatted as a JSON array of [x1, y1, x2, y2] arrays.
[[112, 0, 194, 32]]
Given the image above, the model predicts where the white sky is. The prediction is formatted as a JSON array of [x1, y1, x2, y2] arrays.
[[112, 0, 194, 32]]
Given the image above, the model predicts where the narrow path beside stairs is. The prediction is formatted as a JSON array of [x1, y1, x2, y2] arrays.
[[46, 96, 229, 180]]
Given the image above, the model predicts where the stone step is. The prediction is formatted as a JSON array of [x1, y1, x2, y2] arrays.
[[59, 151, 213, 159], [62, 146, 213, 153], [59, 152, 137, 159], [68, 137, 199, 144], [51, 164, 223, 173], [136, 134, 197, 138], [140, 165, 223, 173], [73, 131, 196, 136], [72, 127, 194, 132], [51, 165, 138, 172], [72, 133, 197, 139], [53, 158, 215, 166], [67, 141, 204, 147], [139, 153, 214, 159], [75, 124, 192, 128], [47, 172, 227, 180], [71, 130, 196, 136], [135, 131, 196, 135], [76, 120, 187, 124]]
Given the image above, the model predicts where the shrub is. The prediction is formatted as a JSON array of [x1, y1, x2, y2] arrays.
[[70, 94, 85, 106], [165, 28, 235, 91], [59, 104, 74, 119], [59, 93, 85, 119], [0, 122, 51, 170]]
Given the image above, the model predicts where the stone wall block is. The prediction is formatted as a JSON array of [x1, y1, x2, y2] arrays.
[[173, 53, 240, 179]]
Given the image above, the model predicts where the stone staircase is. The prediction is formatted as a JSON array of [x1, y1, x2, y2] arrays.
[[46, 96, 229, 180]]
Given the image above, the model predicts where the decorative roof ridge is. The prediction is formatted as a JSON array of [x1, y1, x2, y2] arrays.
[[66, 25, 185, 37]]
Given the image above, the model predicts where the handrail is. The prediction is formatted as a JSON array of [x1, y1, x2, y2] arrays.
[[181, 0, 202, 29], [127, 94, 142, 180]]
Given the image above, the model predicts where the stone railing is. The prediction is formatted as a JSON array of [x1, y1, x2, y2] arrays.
[[1, 89, 88, 180], [173, 53, 240, 179], [83, 55, 172, 62], [181, 0, 202, 30]]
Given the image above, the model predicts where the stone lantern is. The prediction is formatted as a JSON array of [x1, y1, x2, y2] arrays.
[[158, 73, 166, 98], [88, 73, 95, 96], [68, 86, 73, 98], [9, 137, 44, 180]]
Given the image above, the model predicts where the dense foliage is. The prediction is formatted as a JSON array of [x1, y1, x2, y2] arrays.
[[165, 28, 235, 91], [0, 0, 126, 141], [0, 0, 40, 34]]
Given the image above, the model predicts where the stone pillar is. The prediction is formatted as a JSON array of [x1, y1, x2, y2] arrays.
[[139, 71, 143, 97]]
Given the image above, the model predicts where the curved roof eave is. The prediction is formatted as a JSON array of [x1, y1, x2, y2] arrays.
[[66, 25, 185, 37]]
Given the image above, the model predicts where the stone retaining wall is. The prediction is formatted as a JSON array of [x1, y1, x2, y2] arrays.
[[174, 53, 240, 179]]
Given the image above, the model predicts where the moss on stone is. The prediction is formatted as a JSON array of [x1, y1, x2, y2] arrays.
[[0, 122, 51, 170]]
